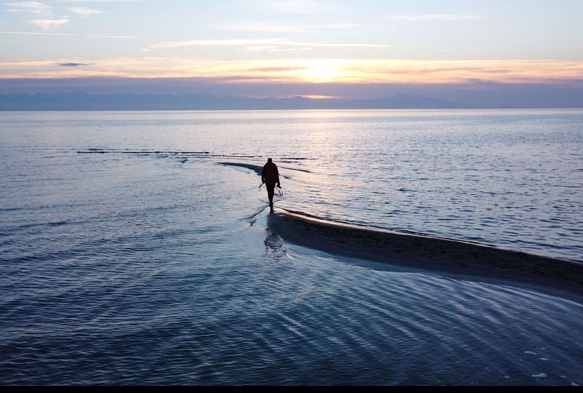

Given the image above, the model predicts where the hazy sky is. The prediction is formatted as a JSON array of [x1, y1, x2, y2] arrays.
[[1, 0, 583, 99]]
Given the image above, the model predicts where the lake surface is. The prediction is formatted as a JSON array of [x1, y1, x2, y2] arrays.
[[1, 109, 582, 386]]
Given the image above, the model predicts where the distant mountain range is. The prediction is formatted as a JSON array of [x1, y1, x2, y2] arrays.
[[0, 92, 470, 111]]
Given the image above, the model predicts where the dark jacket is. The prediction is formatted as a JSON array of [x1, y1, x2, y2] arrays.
[[262, 162, 280, 185]]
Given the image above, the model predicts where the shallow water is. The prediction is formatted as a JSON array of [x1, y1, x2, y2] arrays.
[[1, 110, 582, 386]]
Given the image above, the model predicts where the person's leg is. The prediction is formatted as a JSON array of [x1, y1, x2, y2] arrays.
[[266, 184, 275, 212]]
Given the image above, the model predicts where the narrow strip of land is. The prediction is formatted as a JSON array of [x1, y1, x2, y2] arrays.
[[266, 208, 583, 297]]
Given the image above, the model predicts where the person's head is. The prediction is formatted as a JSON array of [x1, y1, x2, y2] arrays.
[[267, 158, 272, 163]]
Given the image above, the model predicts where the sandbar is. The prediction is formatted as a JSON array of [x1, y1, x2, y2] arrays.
[[266, 208, 583, 298]]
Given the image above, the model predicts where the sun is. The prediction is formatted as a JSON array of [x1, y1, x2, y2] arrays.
[[297, 60, 343, 83]]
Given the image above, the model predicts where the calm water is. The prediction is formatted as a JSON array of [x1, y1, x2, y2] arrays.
[[1, 109, 582, 386]]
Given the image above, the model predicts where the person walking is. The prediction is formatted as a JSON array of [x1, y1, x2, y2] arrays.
[[261, 158, 281, 213]]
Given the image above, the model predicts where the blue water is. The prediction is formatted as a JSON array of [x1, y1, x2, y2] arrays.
[[1, 109, 582, 386]]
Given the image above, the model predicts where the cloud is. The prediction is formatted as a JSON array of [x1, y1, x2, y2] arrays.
[[57, 62, 92, 67], [216, 21, 363, 35], [148, 38, 288, 50], [6, 1, 104, 17], [85, 34, 137, 39], [6, 1, 50, 14], [66, 7, 104, 18], [2, 56, 582, 86], [31, 18, 69, 29], [390, 14, 482, 22], [147, 38, 388, 53], [0, 30, 73, 36], [6, 2, 103, 34]]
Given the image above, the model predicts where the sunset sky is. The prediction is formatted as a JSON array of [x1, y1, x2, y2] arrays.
[[1, 0, 583, 101]]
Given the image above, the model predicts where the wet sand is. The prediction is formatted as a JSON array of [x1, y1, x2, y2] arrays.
[[266, 208, 583, 297]]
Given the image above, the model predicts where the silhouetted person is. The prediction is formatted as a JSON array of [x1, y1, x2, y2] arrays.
[[261, 158, 281, 213]]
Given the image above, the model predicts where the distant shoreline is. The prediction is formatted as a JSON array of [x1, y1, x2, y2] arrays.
[[2, 92, 583, 111]]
